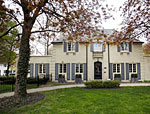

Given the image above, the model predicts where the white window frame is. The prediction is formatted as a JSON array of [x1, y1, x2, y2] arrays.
[[113, 64, 121, 73], [59, 64, 67, 74], [38, 64, 46, 74], [67, 42, 75, 52], [120, 42, 129, 52], [75, 64, 83, 74], [93, 43, 102, 52], [129, 63, 137, 73]]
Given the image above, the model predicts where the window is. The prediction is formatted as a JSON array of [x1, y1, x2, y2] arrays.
[[121, 42, 128, 51], [93, 43, 102, 52], [113, 64, 120, 73], [59, 64, 66, 73], [67, 42, 75, 52], [129, 64, 137, 73], [76, 64, 83, 73], [39, 64, 46, 74]]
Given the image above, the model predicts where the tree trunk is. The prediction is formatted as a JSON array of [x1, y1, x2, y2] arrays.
[[14, 26, 31, 99], [6, 62, 10, 77]]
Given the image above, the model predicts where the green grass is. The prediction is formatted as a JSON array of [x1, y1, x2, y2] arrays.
[[1, 86, 150, 114], [0, 84, 37, 93]]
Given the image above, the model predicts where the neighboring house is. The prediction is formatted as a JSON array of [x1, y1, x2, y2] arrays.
[[28, 30, 150, 82], [0, 64, 16, 76]]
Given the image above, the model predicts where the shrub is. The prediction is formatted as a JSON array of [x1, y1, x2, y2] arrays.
[[58, 74, 65, 78], [131, 74, 138, 78], [84, 80, 120, 88], [75, 74, 82, 78], [114, 74, 121, 78], [103, 80, 120, 88], [144, 80, 150, 83]]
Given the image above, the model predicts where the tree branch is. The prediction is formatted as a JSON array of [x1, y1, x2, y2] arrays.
[[31, 29, 61, 34], [0, 23, 21, 39]]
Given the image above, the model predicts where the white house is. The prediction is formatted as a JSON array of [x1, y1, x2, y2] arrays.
[[28, 30, 150, 82]]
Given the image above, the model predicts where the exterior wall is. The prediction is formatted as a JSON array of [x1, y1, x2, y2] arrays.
[[143, 55, 150, 80], [28, 41, 150, 82], [28, 56, 52, 78]]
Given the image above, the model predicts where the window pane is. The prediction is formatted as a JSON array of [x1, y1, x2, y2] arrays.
[[129, 64, 132, 72], [117, 64, 120, 73], [76, 64, 79, 73], [121, 43, 124, 51], [113, 64, 116, 73], [133, 64, 136, 72], [80, 64, 83, 73], [124, 42, 128, 50], [63, 64, 66, 73], [93, 43, 102, 52], [43, 64, 46, 73], [60, 64, 62, 73], [68, 42, 71, 51], [39, 64, 42, 73]]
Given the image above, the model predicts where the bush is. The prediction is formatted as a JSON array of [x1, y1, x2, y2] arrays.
[[58, 74, 65, 78], [75, 74, 82, 78], [84, 80, 120, 88], [131, 74, 138, 78], [103, 80, 120, 88], [144, 80, 150, 83], [114, 74, 121, 78]]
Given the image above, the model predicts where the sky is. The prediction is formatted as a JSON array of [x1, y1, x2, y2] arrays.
[[5, 0, 127, 55], [32, 0, 126, 55]]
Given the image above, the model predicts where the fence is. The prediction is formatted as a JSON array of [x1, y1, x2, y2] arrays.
[[0, 75, 51, 94]]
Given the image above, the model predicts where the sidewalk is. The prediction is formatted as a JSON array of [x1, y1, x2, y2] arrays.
[[1, 83, 150, 98]]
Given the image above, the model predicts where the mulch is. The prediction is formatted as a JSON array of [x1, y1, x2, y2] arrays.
[[0, 93, 45, 110]]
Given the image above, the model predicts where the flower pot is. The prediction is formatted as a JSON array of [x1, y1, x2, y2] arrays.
[[131, 78, 138, 83], [75, 78, 82, 83], [58, 77, 66, 83], [114, 77, 121, 82]]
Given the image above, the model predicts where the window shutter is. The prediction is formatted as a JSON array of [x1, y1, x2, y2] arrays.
[[121, 63, 124, 80], [83, 63, 87, 80], [55, 63, 58, 80], [109, 63, 113, 80], [75, 42, 79, 52], [117, 45, 120, 52], [35, 64, 38, 78], [129, 42, 132, 52], [126, 63, 129, 80], [64, 42, 67, 52], [46, 63, 49, 78], [30, 64, 33, 78], [137, 63, 141, 80], [67, 63, 70, 80], [90, 43, 94, 52], [72, 63, 75, 80]]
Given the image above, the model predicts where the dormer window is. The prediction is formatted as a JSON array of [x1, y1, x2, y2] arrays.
[[93, 43, 102, 52], [67, 42, 75, 52], [121, 42, 129, 51]]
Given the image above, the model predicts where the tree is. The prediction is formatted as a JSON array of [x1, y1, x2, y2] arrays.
[[121, 0, 150, 41], [0, 0, 111, 100], [0, 20, 19, 76]]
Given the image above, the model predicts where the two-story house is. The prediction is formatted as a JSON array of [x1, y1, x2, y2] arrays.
[[28, 30, 150, 82]]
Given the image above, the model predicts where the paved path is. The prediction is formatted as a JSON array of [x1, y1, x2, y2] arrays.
[[1, 83, 150, 98]]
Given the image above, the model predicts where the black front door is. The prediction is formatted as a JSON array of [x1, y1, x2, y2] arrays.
[[94, 62, 102, 79]]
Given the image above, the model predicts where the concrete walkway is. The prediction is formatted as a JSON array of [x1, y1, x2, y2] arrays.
[[1, 83, 150, 98]]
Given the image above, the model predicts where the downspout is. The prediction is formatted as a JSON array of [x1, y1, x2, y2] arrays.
[[107, 43, 110, 79], [86, 43, 88, 81]]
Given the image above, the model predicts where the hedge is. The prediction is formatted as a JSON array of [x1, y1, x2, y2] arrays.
[[84, 80, 120, 88]]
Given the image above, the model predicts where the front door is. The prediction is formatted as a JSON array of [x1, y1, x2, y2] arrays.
[[94, 61, 102, 79]]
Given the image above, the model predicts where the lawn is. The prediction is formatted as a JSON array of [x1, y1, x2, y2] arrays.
[[1, 86, 150, 114], [0, 84, 37, 93]]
